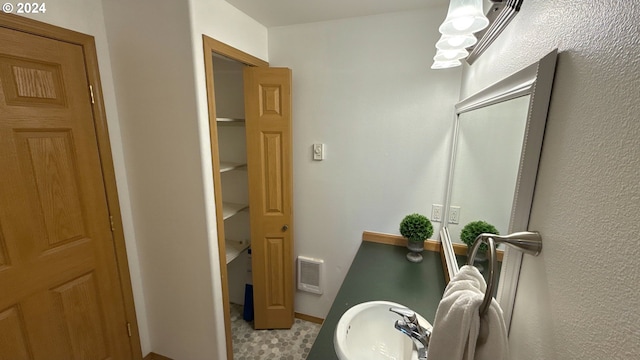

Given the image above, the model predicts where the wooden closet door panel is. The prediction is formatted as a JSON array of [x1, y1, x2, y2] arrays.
[[244, 67, 294, 330], [0, 25, 131, 359]]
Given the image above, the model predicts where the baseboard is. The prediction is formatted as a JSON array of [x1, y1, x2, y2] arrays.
[[362, 231, 503, 261], [295, 312, 324, 324], [143, 352, 173, 360]]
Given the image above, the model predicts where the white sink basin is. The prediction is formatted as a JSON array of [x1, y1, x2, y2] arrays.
[[334, 300, 432, 360]]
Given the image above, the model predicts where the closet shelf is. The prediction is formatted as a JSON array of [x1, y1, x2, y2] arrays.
[[219, 161, 247, 173], [222, 202, 248, 220], [217, 117, 245, 125], [225, 239, 250, 264]]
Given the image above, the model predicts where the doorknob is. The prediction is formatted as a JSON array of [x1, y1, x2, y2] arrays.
[[282, 224, 289, 232]]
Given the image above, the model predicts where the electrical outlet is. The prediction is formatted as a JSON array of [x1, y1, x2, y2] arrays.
[[449, 206, 460, 224], [431, 204, 443, 222]]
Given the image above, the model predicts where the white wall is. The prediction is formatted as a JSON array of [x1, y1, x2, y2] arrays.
[[101, 0, 219, 358], [15, 1, 150, 354], [461, 1, 640, 359], [267, 7, 462, 318], [188, 1, 268, 358]]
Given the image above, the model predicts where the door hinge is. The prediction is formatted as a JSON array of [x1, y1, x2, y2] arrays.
[[109, 215, 115, 232], [89, 84, 95, 104], [127, 322, 132, 337]]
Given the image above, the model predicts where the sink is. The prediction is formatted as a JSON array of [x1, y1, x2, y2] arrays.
[[334, 300, 432, 360]]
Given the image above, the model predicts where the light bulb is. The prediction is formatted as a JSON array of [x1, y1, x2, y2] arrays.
[[436, 34, 477, 50], [439, 0, 489, 36], [452, 16, 474, 31], [431, 60, 462, 70], [448, 37, 465, 47], [434, 48, 469, 62], [443, 51, 457, 59]]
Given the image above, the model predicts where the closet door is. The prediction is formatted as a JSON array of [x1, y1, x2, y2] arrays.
[[244, 67, 294, 329]]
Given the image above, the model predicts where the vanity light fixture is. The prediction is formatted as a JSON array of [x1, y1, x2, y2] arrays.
[[434, 48, 469, 62], [439, 0, 489, 36], [436, 33, 478, 51], [431, 0, 488, 69], [431, 59, 463, 69], [431, 1, 525, 69]]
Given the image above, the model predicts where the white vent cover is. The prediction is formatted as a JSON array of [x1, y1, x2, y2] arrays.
[[297, 256, 323, 294]]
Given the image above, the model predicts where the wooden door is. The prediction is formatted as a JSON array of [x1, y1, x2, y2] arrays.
[[0, 25, 132, 359], [244, 67, 294, 329]]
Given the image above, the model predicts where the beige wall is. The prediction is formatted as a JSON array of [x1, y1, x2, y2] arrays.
[[462, 1, 640, 359]]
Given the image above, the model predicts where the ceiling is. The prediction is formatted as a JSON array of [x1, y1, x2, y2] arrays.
[[225, 0, 449, 27]]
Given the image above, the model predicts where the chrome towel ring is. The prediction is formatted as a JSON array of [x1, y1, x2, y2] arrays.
[[468, 231, 543, 317]]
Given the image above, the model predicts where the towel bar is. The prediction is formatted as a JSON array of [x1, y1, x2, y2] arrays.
[[468, 231, 543, 317]]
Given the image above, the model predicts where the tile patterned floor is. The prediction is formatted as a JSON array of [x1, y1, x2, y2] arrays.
[[230, 303, 322, 360]]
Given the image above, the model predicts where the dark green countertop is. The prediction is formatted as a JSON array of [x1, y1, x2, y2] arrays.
[[307, 241, 447, 360]]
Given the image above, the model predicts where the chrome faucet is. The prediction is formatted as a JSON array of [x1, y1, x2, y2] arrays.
[[390, 307, 431, 359]]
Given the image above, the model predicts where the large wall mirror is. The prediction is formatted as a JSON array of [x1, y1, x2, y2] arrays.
[[440, 50, 558, 331]]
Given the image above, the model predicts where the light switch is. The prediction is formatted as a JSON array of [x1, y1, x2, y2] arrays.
[[312, 143, 325, 161]]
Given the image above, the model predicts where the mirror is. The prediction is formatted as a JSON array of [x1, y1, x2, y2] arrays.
[[447, 95, 530, 248], [440, 50, 558, 331]]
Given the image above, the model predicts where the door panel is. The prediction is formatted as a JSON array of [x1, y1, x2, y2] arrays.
[[0, 55, 67, 107], [262, 132, 284, 214], [50, 273, 109, 359], [14, 130, 86, 248], [244, 67, 294, 330], [0, 306, 30, 359], [0, 25, 131, 359], [265, 236, 286, 307]]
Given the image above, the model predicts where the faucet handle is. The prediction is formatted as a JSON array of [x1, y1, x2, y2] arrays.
[[389, 307, 417, 324]]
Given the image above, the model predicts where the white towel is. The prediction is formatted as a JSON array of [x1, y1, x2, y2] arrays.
[[428, 265, 509, 360]]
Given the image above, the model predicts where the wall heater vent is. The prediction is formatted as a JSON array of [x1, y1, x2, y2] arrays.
[[297, 256, 323, 294]]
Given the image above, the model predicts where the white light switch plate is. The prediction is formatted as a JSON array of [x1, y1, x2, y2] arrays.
[[312, 143, 325, 160]]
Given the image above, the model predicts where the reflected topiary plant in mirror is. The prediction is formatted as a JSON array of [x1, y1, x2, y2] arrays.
[[400, 213, 433, 263], [460, 220, 499, 253]]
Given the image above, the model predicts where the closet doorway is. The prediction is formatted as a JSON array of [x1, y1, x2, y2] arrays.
[[203, 36, 294, 360]]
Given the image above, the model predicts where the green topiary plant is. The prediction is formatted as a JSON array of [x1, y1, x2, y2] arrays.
[[399, 213, 433, 242], [460, 220, 499, 253]]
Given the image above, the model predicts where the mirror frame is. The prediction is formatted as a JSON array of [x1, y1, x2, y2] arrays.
[[441, 49, 558, 331]]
